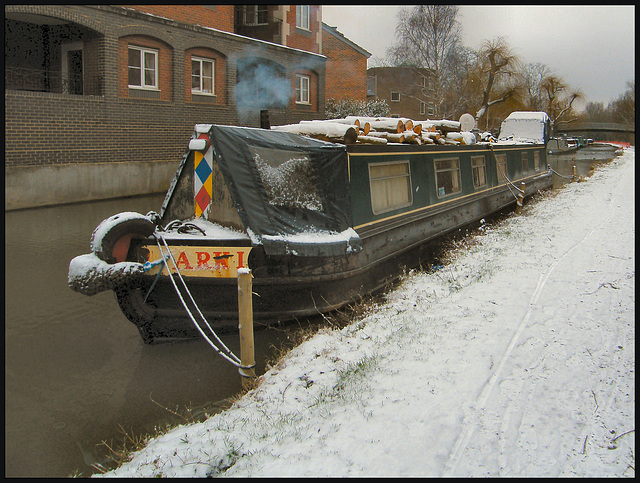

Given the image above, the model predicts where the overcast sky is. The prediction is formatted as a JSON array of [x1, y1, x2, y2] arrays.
[[321, 5, 635, 110]]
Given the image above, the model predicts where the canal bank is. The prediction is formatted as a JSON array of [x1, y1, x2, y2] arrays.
[[5, 160, 176, 211]]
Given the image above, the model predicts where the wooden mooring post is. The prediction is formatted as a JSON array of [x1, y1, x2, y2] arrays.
[[237, 269, 256, 388], [516, 181, 526, 214]]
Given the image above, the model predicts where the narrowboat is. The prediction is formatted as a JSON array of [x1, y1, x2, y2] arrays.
[[69, 111, 553, 343], [547, 136, 579, 155]]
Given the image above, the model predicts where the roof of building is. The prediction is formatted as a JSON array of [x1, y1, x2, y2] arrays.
[[367, 65, 433, 75], [321, 23, 371, 58]]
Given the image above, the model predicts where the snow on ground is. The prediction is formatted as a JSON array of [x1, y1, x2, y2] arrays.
[[100, 149, 635, 478]]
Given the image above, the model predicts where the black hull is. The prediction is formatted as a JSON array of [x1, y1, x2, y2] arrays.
[[117, 171, 552, 343]]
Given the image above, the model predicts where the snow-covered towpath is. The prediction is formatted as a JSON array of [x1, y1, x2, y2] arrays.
[[101, 149, 634, 478]]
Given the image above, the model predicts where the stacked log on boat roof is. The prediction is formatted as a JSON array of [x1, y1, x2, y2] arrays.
[[271, 116, 477, 146]]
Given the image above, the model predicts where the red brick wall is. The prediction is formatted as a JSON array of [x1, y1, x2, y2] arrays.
[[127, 5, 235, 32], [285, 6, 321, 54], [322, 31, 368, 102], [5, 4, 326, 173]]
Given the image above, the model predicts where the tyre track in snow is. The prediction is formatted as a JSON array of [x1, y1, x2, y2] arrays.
[[442, 153, 633, 476]]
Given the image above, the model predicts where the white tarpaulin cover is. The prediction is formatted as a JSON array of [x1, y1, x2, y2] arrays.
[[498, 111, 550, 144]]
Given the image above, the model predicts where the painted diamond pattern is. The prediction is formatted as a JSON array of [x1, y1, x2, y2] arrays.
[[193, 149, 213, 218], [195, 157, 212, 184], [195, 183, 211, 215]]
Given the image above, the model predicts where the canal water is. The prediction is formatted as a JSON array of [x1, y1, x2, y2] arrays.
[[548, 144, 621, 188], [5, 194, 297, 477]]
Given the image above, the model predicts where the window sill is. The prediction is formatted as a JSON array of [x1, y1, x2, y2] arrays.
[[128, 85, 160, 91]]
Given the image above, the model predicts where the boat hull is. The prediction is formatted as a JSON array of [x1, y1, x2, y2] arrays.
[[117, 170, 551, 343]]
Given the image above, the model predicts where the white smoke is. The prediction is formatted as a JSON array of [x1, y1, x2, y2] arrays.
[[235, 56, 292, 123]]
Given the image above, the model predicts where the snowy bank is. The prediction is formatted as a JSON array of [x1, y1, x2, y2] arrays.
[[99, 149, 635, 477]]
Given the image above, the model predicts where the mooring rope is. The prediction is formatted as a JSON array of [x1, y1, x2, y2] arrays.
[[502, 172, 524, 194], [500, 173, 522, 202], [154, 233, 253, 370], [504, 181, 520, 202], [549, 167, 575, 179], [143, 254, 170, 304]]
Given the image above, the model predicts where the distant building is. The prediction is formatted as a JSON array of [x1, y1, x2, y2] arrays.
[[367, 66, 437, 120], [5, 5, 368, 209]]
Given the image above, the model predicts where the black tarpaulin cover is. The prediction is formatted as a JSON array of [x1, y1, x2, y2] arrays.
[[208, 125, 361, 257]]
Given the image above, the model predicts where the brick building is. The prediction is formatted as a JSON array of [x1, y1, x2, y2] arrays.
[[367, 66, 437, 120], [322, 24, 370, 102], [5, 5, 368, 210]]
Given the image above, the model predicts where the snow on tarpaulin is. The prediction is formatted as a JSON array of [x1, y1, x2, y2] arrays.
[[99, 149, 635, 478], [261, 227, 362, 257], [497, 111, 550, 144], [209, 124, 360, 257]]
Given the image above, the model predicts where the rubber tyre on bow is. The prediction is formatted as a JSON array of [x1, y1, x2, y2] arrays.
[[91, 212, 155, 264]]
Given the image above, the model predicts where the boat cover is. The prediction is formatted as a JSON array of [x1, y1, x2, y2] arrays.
[[208, 125, 360, 257], [498, 111, 550, 144]]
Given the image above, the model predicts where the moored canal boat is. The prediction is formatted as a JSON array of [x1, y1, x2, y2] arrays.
[[69, 112, 553, 343]]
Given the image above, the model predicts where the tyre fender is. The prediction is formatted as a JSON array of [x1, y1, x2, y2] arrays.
[[91, 212, 155, 263]]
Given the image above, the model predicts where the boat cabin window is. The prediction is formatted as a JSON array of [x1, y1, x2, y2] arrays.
[[249, 145, 324, 211], [534, 151, 541, 171], [434, 158, 461, 197], [471, 156, 487, 188], [495, 154, 507, 184], [369, 161, 412, 215], [521, 152, 529, 173]]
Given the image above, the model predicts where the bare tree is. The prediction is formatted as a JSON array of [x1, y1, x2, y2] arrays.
[[474, 37, 520, 128], [540, 75, 583, 128], [608, 80, 635, 125], [580, 102, 610, 123], [439, 44, 479, 120], [519, 62, 553, 111], [386, 5, 462, 117]]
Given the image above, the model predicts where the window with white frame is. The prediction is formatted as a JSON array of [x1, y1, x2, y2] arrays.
[[420, 101, 426, 115], [496, 153, 507, 184], [471, 156, 487, 188], [428, 102, 435, 116], [295, 74, 310, 104], [296, 5, 310, 30], [390, 91, 400, 102], [191, 56, 215, 95], [369, 161, 412, 214], [243, 5, 268, 25], [434, 158, 461, 197], [128, 46, 158, 89]]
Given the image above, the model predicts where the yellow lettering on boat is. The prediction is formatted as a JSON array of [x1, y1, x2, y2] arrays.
[[143, 246, 252, 278]]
